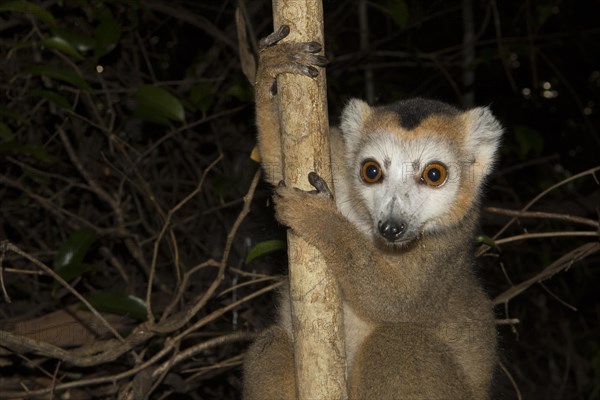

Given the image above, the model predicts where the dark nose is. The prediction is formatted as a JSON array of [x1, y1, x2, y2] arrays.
[[378, 220, 406, 242]]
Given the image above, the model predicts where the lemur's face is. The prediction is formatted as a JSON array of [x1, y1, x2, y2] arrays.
[[353, 133, 462, 245], [339, 98, 502, 247]]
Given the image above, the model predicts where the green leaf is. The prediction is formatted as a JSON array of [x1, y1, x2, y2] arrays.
[[0, 1, 57, 27], [133, 85, 185, 125], [245, 240, 286, 264], [476, 235, 501, 252], [24, 65, 92, 91], [54, 262, 94, 288], [53, 227, 97, 284], [31, 90, 72, 110], [52, 27, 95, 53], [41, 37, 84, 60], [389, 0, 409, 28], [0, 106, 28, 125], [94, 8, 121, 59], [84, 292, 148, 321]]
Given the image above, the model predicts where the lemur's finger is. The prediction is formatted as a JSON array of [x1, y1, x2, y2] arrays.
[[304, 66, 319, 78], [259, 25, 290, 49], [274, 62, 319, 78], [304, 42, 322, 53], [311, 55, 329, 67], [308, 172, 333, 198], [292, 52, 328, 68]]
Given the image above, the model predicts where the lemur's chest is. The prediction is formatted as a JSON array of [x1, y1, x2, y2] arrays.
[[342, 302, 374, 370]]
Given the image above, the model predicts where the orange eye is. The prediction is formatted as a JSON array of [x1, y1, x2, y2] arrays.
[[421, 162, 447, 187], [361, 160, 383, 183]]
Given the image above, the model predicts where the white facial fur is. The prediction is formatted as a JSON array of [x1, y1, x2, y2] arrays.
[[352, 132, 461, 242], [336, 98, 502, 245]]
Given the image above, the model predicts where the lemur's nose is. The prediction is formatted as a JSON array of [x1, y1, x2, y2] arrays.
[[378, 220, 406, 242]]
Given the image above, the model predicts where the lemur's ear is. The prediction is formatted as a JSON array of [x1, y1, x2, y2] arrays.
[[340, 98, 372, 151], [464, 106, 503, 179]]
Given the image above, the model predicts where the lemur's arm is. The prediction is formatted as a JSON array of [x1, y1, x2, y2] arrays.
[[255, 25, 327, 185], [274, 173, 473, 322]]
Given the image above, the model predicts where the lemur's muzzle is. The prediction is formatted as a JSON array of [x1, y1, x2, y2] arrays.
[[378, 219, 406, 242]]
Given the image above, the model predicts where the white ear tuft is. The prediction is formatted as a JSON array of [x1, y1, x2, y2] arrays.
[[465, 106, 503, 177], [340, 98, 372, 151]]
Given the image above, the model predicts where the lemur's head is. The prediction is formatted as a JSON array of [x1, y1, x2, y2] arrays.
[[339, 98, 503, 247]]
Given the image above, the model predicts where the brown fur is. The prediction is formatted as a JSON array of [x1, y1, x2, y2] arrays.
[[244, 31, 498, 400]]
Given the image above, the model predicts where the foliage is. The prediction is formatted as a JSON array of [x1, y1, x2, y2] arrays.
[[0, 0, 598, 398]]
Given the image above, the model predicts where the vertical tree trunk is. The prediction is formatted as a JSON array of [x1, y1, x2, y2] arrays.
[[271, 1, 348, 399]]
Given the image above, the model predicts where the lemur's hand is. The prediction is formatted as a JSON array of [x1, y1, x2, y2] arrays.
[[256, 25, 328, 93], [273, 172, 336, 235]]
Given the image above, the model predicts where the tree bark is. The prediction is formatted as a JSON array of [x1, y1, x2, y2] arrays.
[[271, 1, 348, 399]]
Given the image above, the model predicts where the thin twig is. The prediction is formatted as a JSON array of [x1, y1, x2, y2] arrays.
[[135, 106, 246, 167], [358, 0, 374, 104], [0, 281, 281, 398], [1, 241, 124, 342], [217, 275, 279, 297], [484, 206, 599, 228], [493, 165, 600, 239], [493, 242, 600, 305], [160, 259, 219, 322], [135, 32, 157, 83], [494, 230, 598, 246], [176, 280, 283, 342], [151, 331, 255, 378], [147, 154, 223, 322], [499, 360, 522, 400], [538, 281, 578, 311], [477, 165, 600, 256], [50, 361, 61, 399], [0, 245, 11, 303], [495, 318, 520, 325], [153, 170, 261, 333], [57, 127, 117, 209], [490, 0, 517, 92]]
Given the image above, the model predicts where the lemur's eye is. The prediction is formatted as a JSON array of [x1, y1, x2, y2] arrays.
[[361, 160, 383, 183], [421, 162, 447, 187]]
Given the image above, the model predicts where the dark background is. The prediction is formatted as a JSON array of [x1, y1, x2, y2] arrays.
[[0, 0, 598, 398]]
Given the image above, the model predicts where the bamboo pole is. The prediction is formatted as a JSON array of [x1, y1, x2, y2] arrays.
[[271, 1, 348, 398]]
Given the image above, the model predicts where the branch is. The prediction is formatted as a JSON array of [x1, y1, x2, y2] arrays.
[[494, 230, 598, 246], [484, 206, 599, 228], [493, 165, 600, 240], [1, 242, 124, 342], [493, 242, 600, 305]]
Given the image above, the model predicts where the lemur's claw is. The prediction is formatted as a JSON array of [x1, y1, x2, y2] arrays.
[[312, 55, 329, 67], [259, 25, 290, 49], [308, 172, 333, 198], [305, 42, 322, 53], [306, 66, 319, 77]]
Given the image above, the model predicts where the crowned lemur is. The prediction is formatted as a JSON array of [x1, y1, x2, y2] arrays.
[[243, 25, 502, 400]]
